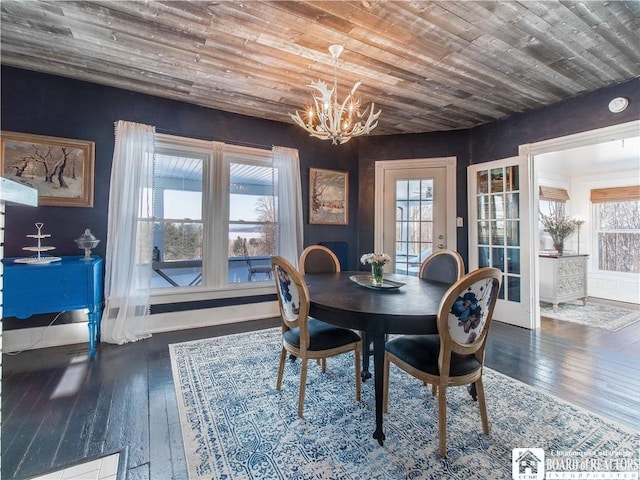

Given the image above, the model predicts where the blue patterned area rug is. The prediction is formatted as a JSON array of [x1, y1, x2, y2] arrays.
[[540, 300, 640, 331], [169, 328, 638, 480]]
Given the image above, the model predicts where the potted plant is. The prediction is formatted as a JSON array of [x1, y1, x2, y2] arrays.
[[539, 205, 580, 255]]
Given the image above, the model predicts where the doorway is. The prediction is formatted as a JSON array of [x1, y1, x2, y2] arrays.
[[521, 120, 640, 323], [374, 157, 457, 274]]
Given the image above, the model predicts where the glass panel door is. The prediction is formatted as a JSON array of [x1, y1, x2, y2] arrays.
[[383, 167, 447, 276], [468, 156, 532, 328], [393, 178, 435, 276]]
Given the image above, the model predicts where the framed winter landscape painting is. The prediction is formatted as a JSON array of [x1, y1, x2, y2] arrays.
[[1, 131, 95, 207], [309, 167, 348, 225]]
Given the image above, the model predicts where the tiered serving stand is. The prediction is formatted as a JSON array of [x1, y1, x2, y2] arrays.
[[15, 222, 62, 264]]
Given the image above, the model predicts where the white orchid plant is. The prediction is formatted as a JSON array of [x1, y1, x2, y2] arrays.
[[360, 253, 392, 266]]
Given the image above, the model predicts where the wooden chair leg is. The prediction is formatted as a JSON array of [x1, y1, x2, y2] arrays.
[[476, 378, 490, 435], [437, 383, 447, 457], [321, 358, 327, 373], [383, 355, 390, 413], [276, 347, 286, 390], [298, 359, 308, 418], [431, 384, 437, 397], [354, 345, 361, 401]]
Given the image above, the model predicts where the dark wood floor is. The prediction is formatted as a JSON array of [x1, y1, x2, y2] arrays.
[[3, 312, 639, 480]]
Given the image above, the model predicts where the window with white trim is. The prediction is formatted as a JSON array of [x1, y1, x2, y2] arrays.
[[150, 135, 279, 290], [595, 200, 640, 273]]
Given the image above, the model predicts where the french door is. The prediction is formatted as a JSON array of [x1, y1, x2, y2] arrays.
[[467, 156, 534, 328], [374, 158, 457, 275]]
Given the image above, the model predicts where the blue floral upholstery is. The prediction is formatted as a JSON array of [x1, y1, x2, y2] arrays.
[[447, 277, 496, 345], [275, 264, 301, 321]]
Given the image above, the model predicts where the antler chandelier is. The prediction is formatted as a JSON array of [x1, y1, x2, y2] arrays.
[[290, 45, 381, 145]]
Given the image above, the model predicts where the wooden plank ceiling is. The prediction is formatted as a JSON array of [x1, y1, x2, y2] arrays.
[[1, 1, 639, 135]]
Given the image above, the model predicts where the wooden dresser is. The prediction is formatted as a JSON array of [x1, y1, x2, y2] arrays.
[[539, 254, 588, 311]]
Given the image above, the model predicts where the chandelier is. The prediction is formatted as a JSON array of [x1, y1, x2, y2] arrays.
[[290, 45, 381, 145]]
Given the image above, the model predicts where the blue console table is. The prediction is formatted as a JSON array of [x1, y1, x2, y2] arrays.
[[2, 255, 104, 358]]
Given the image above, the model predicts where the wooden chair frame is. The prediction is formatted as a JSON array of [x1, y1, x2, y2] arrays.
[[298, 244, 341, 274], [383, 267, 501, 457], [271, 255, 361, 417], [418, 248, 465, 283]]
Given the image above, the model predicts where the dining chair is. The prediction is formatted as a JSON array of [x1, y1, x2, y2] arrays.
[[418, 249, 465, 285], [383, 267, 502, 457], [298, 244, 342, 368], [318, 241, 349, 271], [299, 245, 341, 274], [271, 255, 362, 417]]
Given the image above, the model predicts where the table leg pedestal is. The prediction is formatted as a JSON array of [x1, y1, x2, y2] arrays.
[[372, 332, 386, 446], [361, 332, 372, 380]]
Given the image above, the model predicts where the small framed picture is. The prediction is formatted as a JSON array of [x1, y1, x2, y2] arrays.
[[1, 131, 95, 207], [309, 167, 348, 225]]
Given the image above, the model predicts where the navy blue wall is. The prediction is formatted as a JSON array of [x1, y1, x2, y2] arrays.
[[470, 77, 640, 163], [1, 66, 361, 268]]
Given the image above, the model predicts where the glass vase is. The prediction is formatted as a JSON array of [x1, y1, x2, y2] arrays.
[[371, 262, 384, 286], [553, 242, 564, 256]]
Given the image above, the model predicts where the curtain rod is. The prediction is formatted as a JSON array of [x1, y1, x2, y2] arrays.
[[154, 126, 273, 151]]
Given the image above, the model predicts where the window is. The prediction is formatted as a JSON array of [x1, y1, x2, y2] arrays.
[[394, 179, 434, 276], [595, 201, 640, 273], [150, 152, 204, 288], [538, 199, 564, 251], [150, 136, 282, 290], [538, 186, 569, 252]]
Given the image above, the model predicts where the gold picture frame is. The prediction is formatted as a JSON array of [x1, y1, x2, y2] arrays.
[[309, 167, 348, 225], [1, 131, 95, 207]]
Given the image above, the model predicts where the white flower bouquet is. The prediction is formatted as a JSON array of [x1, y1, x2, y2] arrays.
[[360, 253, 392, 266]]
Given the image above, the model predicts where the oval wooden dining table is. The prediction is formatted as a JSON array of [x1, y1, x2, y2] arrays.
[[303, 271, 450, 445]]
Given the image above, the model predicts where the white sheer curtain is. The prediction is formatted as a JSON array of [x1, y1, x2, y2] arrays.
[[102, 120, 155, 345], [273, 146, 303, 267]]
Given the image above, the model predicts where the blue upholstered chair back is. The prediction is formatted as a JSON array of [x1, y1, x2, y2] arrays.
[[419, 249, 464, 285], [271, 256, 310, 328]]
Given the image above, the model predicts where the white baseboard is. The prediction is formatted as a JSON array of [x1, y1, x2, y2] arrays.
[[589, 273, 640, 305], [3, 322, 90, 354], [148, 301, 279, 333], [2, 301, 279, 353]]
